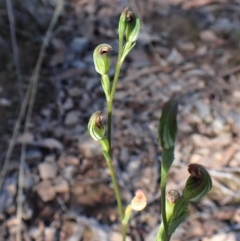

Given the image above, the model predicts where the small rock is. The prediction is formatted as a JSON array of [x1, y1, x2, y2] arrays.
[[26, 149, 42, 162], [17, 132, 34, 144], [185, 69, 206, 77], [70, 37, 89, 54], [35, 180, 56, 202], [41, 108, 52, 117], [110, 231, 132, 241], [212, 117, 227, 134], [66, 156, 80, 166], [167, 48, 184, 64], [78, 134, 102, 158], [119, 148, 129, 165], [38, 162, 57, 180], [177, 42, 195, 51], [127, 156, 140, 175], [44, 155, 56, 162], [53, 176, 69, 193], [44, 227, 56, 240], [68, 87, 82, 97], [194, 100, 211, 121], [212, 18, 234, 35], [129, 49, 151, 68], [190, 153, 203, 164], [22, 202, 33, 220], [65, 111, 80, 126], [63, 166, 75, 180], [202, 232, 236, 241], [29, 226, 42, 239], [86, 78, 98, 91], [40, 138, 63, 150], [200, 30, 218, 42], [53, 126, 65, 138], [0, 98, 11, 106], [63, 97, 74, 110], [231, 151, 240, 167]]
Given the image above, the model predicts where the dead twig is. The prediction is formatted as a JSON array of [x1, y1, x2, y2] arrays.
[[6, 0, 23, 101], [16, 1, 65, 240], [219, 64, 240, 78]]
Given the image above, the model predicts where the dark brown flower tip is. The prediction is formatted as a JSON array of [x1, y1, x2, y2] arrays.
[[167, 190, 180, 204], [98, 45, 113, 55], [188, 163, 203, 179], [126, 11, 134, 21], [95, 111, 103, 129]]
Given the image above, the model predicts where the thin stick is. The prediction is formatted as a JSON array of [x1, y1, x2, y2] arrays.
[[16, 1, 64, 240], [6, 0, 23, 100]]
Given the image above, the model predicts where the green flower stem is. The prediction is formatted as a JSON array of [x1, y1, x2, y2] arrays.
[[160, 148, 174, 241], [122, 223, 127, 241], [103, 151, 124, 220], [107, 34, 124, 148], [160, 165, 169, 241]]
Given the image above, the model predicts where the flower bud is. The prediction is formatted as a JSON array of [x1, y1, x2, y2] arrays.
[[118, 8, 129, 42], [158, 96, 180, 149], [167, 190, 180, 204], [166, 190, 180, 222], [93, 44, 112, 76], [125, 11, 140, 43], [131, 189, 147, 211], [88, 111, 105, 141], [183, 164, 212, 202], [168, 195, 189, 235]]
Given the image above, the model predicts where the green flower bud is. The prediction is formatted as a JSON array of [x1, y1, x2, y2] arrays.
[[158, 95, 180, 149], [88, 111, 105, 141], [168, 196, 189, 235], [183, 164, 212, 202], [157, 192, 186, 240], [118, 7, 129, 43], [93, 44, 112, 76], [125, 11, 140, 43], [166, 190, 180, 222]]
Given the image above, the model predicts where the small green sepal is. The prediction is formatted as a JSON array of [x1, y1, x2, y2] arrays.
[[93, 44, 112, 76]]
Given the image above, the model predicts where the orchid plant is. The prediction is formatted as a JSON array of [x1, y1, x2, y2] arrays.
[[87, 8, 212, 241]]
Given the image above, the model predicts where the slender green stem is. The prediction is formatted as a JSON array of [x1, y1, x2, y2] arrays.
[[161, 165, 168, 241], [105, 33, 125, 236], [122, 223, 127, 241], [105, 36, 124, 222], [107, 36, 124, 148], [105, 153, 124, 220], [160, 148, 175, 241], [107, 103, 112, 148]]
